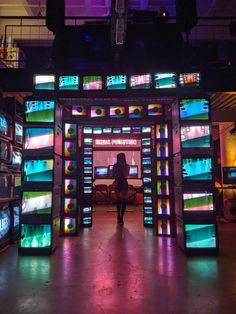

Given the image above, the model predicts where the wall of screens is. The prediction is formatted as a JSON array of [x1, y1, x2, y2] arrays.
[[172, 96, 218, 255]]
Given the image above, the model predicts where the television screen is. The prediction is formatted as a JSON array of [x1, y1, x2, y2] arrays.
[[84, 187, 92, 193], [144, 207, 153, 214], [84, 177, 93, 184], [83, 207, 92, 214], [64, 198, 77, 214], [84, 157, 92, 165], [83, 217, 92, 225], [147, 104, 162, 116], [64, 141, 77, 157], [122, 128, 131, 135], [94, 166, 108, 178], [59, 75, 79, 90], [143, 166, 151, 174], [84, 167, 92, 174], [185, 224, 216, 248], [157, 199, 170, 215], [144, 216, 153, 225], [64, 179, 77, 195], [181, 125, 210, 148], [154, 73, 176, 89], [103, 127, 112, 134], [144, 186, 152, 193], [84, 138, 93, 146], [0, 207, 10, 240], [12, 149, 22, 170], [13, 175, 21, 198], [84, 147, 92, 155], [182, 157, 213, 181], [93, 127, 102, 134], [13, 205, 20, 233], [91, 106, 105, 118], [129, 74, 152, 89], [64, 160, 77, 175], [157, 179, 169, 195], [157, 160, 169, 176], [106, 75, 127, 90], [23, 159, 53, 182], [22, 191, 52, 215], [223, 167, 236, 184], [142, 126, 151, 133], [24, 128, 54, 150], [83, 126, 92, 134], [157, 219, 171, 235], [144, 196, 152, 204], [65, 123, 77, 139], [179, 72, 200, 87], [132, 126, 141, 134], [0, 140, 11, 162], [20, 224, 51, 248], [0, 175, 12, 199], [156, 142, 168, 157], [83, 76, 102, 90], [34, 75, 55, 90], [142, 147, 151, 155], [110, 106, 125, 118], [0, 113, 10, 138], [128, 106, 143, 118], [15, 122, 23, 144], [156, 123, 168, 139], [183, 193, 213, 211], [64, 218, 77, 234], [72, 105, 87, 116], [142, 157, 151, 165], [179, 98, 210, 121], [113, 128, 121, 134], [142, 138, 151, 146], [25, 100, 55, 123], [143, 177, 151, 183], [129, 165, 138, 178]]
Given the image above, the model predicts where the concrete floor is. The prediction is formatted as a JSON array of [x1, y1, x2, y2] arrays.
[[1, 209, 236, 314]]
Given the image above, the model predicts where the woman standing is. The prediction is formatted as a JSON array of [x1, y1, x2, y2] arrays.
[[112, 153, 130, 225]]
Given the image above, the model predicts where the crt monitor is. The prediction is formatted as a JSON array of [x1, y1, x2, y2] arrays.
[[20, 224, 52, 248], [22, 191, 52, 215], [182, 157, 213, 181], [223, 167, 236, 184], [179, 98, 210, 121], [0, 112, 11, 139], [0, 205, 11, 244], [180, 125, 210, 148], [12, 149, 22, 171], [25, 100, 55, 123], [15, 121, 23, 144], [23, 159, 53, 182], [0, 175, 12, 200], [0, 139, 12, 163], [24, 128, 54, 150]]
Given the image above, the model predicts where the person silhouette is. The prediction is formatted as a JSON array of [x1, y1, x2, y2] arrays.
[[112, 153, 130, 225]]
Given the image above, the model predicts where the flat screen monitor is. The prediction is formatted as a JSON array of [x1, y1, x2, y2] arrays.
[[185, 224, 217, 248], [110, 106, 125, 118], [0, 139, 11, 162], [22, 191, 52, 215], [182, 157, 213, 181], [12, 149, 22, 170], [24, 128, 54, 150], [183, 193, 214, 211], [0, 112, 11, 139], [147, 104, 162, 116], [128, 106, 143, 118], [23, 159, 53, 182], [20, 224, 51, 248], [129, 165, 138, 178], [154, 72, 176, 89], [83, 76, 102, 90], [59, 75, 79, 90], [15, 121, 23, 144], [25, 100, 55, 123], [0, 175, 12, 199], [0, 206, 10, 241], [179, 98, 210, 121], [181, 125, 210, 148], [129, 74, 152, 89], [72, 105, 87, 116], [91, 106, 105, 118], [33, 75, 55, 90], [106, 75, 127, 90], [223, 167, 236, 184], [179, 72, 200, 87], [94, 166, 108, 178]]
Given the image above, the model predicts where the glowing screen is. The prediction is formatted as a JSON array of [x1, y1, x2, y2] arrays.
[[185, 224, 216, 248], [34, 75, 55, 90], [183, 193, 214, 211], [25, 100, 54, 123], [22, 191, 52, 215], [130, 74, 151, 89], [154, 73, 176, 88], [83, 76, 102, 90], [181, 125, 210, 148], [106, 75, 127, 90], [59, 75, 79, 90], [182, 157, 213, 181], [179, 98, 209, 121], [20, 224, 51, 248], [23, 159, 53, 182], [24, 128, 54, 150]]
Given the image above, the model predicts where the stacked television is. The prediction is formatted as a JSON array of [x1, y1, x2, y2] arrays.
[[155, 123, 175, 236], [0, 98, 23, 250], [172, 97, 218, 255], [19, 99, 62, 254]]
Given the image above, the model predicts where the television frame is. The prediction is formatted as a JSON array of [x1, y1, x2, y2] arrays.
[[33, 74, 55, 90], [0, 110, 12, 140], [11, 147, 22, 172], [180, 124, 211, 150], [94, 166, 109, 179], [0, 202, 11, 249], [182, 156, 214, 184], [179, 97, 211, 122], [14, 120, 23, 145], [0, 138, 12, 163]]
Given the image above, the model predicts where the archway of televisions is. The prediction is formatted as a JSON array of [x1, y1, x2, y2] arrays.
[[18, 72, 219, 256]]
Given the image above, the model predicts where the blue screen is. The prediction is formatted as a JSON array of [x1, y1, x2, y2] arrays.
[[182, 157, 212, 181], [179, 99, 209, 121]]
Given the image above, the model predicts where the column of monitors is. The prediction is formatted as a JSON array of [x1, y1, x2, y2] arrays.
[[62, 123, 79, 235], [19, 99, 62, 254], [141, 128, 153, 227], [155, 123, 174, 236], [172, 97, 218, 255], [81, 126, 93, 227]]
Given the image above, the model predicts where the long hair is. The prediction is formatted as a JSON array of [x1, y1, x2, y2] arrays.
[[114, 153, 129, 178]]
